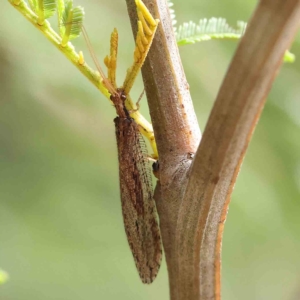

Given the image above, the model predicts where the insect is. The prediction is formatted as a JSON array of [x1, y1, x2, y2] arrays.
[[80, 26, 162, 283]]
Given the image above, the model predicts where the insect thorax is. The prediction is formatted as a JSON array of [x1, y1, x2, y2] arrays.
[[110, 88, 129, 118]]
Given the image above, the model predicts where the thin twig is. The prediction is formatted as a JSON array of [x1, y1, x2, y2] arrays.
[[8, 0, 158, 156]]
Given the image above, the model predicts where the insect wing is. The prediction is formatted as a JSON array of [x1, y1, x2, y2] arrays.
[[114, 117, 162, 283]]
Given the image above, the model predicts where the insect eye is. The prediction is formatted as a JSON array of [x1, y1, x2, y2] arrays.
[[152, 161, 159, 172], [121, 94, 126, 101]]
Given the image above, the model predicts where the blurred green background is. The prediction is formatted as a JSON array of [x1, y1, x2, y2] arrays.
[[1, 0, 300, 299]]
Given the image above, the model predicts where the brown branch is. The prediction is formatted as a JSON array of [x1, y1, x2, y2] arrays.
[[125, 0, 201, 162], [176, 0, 300, 299], [126, 0, 201, 297], [127, 0, 300, 299]]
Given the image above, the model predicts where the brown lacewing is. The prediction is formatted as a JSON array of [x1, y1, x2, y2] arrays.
[[80, 27, 162, 283]]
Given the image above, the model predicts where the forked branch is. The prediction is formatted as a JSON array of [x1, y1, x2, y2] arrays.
[[126, 0, 300, 299]]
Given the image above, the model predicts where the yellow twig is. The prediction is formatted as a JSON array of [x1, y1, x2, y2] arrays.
[[78, 51, 85, 65], [123, 0, 159, 95], [136, 0, 158, 27], [8, 0, 110, 98], [8, 0, 159, 158], [105, 29, 118, 89]]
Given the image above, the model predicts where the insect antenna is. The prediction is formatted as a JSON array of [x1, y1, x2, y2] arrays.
[[80, 26, 117, 95], [60, 20, 117, 96]]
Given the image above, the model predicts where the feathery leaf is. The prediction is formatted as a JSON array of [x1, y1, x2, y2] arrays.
[[56, 0, 65, 33], [60, 0, 84, 44], [43, 0, 56, 19], [28, 0, 56, 20], [176, 18, 247, 45]]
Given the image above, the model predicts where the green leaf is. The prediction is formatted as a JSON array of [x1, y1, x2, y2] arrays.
[[60, 0, 84, 45], [175, 17, 295, 63], [68, 6, 84, 39], [176, 18, 247, 45], [28, 0, 56, 20], [57, 0, 65, 35], [43, 0, 56, 19]]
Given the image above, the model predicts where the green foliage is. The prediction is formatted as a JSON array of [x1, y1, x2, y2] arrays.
[[60, 0, 84, 43], [176, 18, 247, 45], [56, 0, 65, 30], [167, 0, 295, 62], [25, 0, 84, 43], [43, 0, 56, 19], [167, 0, 247, 45], [28, 0, 56, 20]]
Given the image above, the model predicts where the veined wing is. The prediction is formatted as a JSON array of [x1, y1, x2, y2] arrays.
[[114, 117, 162, 284]]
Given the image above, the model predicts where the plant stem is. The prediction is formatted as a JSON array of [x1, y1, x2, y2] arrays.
[[8, 0, 158, 156], [176, 0, 300, 299], [127, 0, 300, 299], [126, 0, 201, 299]]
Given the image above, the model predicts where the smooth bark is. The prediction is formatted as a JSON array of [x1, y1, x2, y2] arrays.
[[126, 0, 300, 299]]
